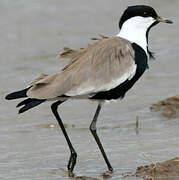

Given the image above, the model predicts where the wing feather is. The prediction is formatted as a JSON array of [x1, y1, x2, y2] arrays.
[[27, 37, 136, 99]]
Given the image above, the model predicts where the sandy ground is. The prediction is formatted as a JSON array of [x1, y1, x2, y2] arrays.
[[136, 157, 179, 180], [151, 95, 179, 119]]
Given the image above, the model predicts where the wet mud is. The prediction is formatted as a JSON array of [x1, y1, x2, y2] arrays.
[[73, 176, 100, 180], [60, 158, 179, 180], [151, 95, 179, 118], [136, 157, 179, 180]]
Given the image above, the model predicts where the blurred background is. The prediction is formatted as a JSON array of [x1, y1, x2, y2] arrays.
[[1, 0, 179, 179]]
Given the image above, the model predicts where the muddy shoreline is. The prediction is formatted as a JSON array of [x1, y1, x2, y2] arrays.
[[63, 156, 179, 180], [151, 95, 179, 119]]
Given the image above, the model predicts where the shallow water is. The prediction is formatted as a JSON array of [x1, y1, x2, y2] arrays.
[[1, 0, 179, 179]]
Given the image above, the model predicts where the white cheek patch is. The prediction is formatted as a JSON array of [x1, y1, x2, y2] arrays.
[[117, 16, 156, 55]]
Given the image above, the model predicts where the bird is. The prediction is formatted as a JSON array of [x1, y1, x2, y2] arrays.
[[5, 5, 173, 175]]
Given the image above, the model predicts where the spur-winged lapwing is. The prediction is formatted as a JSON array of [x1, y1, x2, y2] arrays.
[[5, 5, 173, 174]]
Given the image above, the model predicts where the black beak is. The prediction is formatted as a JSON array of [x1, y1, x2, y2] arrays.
[[156, 16, 173, 24]]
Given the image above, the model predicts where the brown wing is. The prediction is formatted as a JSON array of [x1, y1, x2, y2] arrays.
[[27, 37, 136, 99], [56, 35, 110, 68], [29, 73, 49, 86]]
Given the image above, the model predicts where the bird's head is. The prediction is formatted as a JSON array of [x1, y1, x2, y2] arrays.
[[117, 5, 173, 57], [119, 5, 173, 30]]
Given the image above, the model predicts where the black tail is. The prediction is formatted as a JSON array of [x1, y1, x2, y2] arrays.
[[5, 87, 46, 113], [5, 87, 31, 100], [17, 98, 46, 114]]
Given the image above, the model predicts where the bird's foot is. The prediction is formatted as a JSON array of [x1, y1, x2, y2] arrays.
[[67, 151, 77, 176]]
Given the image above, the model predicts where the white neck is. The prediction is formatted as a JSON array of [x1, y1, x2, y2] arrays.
[[116, 16, 155, 56]]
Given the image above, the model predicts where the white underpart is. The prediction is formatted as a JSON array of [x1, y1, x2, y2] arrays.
[[117, 16, 156, 55], [65, 64, 137, 96]]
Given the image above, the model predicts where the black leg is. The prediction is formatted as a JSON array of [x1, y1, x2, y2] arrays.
[[90, 102, 113, 172], [51, 101, 77, 175]]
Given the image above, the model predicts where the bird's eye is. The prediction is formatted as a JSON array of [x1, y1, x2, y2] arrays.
[[142, 12, 147, 17]]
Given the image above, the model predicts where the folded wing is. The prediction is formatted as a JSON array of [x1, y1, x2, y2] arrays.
[[27, 37, 136, 99]]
